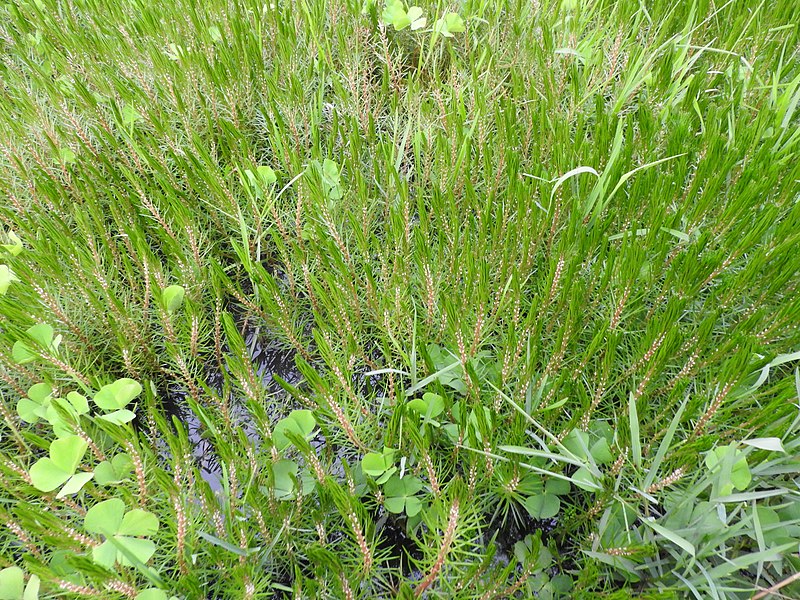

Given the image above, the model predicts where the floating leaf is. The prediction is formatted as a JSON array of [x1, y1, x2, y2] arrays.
[[256, 165, 277, 185], [29, 458, 71, 492], [272, 459, 298, 500], [362, 447, 396, 483], [11, 341, 37, 364], [17, 383, 52, 423], [208, 26, 222, 43], [94, 378, 142, 411], [23, 574, 39, 600], [1, 230, 22, 256], [545, 477, 571, 495], [136, 590, 168, 600], [30, 435, 88, 492], [161, 285, 185, 313]]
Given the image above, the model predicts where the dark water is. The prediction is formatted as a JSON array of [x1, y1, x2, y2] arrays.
[[162, 324, 302, 491], [162, 320, 560, 591]]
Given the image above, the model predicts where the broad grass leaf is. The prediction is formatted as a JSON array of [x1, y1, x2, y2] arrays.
[[742, 438, 785, 452], [641, 517, 695, 557]]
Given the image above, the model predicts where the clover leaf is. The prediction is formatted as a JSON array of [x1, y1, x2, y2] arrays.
[[384, 475, 424, 517], [29, 435, 91, 495], [273, 410, 316, 451], [433, 13, 465, 38], [12, 323, 61, 364], [95, 453, 134, 485], [93, 378, 142, 411], [161, 285, 185, 313], [361, 447, 397, 484], [407, 392, 444, 420], [84, 499, 159, 568]]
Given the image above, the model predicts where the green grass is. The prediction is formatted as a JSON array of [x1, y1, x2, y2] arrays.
[[1, 0, 799, 598]]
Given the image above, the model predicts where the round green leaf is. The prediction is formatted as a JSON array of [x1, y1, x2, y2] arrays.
[[0, 566, 24, 600], [572, 466, 599, 491], [25, 323, 54, 348], [66, 391, 89, 415], [56, 472, 94, 498], [256, 165, 277, 185], [590, 438, 613, 464], [161, 285, 185, 313], [98, 409, 137, 425], [136, 590, 168, 600], [50, 435, 88, 474], [545, 477, 570, 495], [16, 398, 44, 424], [29, 458, 70, 492], [272, 460, 297, 500], [27, 383, 52, 402], [85, 498, 126, 535], [525, 493, 561, 519], [94, 378, 142, 410], [405, 496, 423, 517], [95, 454, 133, 485], [362, 452, 390, 477], [118, 509, 159, 536], [92, 539, 117, 568], [384, 496, 405, 514], [23, 574, 40, 600], [0, 265, 17, 295], [12, 341, 37, 364], [273, 410, 316, 450]]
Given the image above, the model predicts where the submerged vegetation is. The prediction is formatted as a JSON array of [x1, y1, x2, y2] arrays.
[[1, 0, 799, 597]]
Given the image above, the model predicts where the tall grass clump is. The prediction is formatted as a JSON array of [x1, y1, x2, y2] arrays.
[[1, 0, 799, 598]]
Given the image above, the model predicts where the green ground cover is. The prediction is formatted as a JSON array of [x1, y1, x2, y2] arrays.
[[1, 0, 799, 597]]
